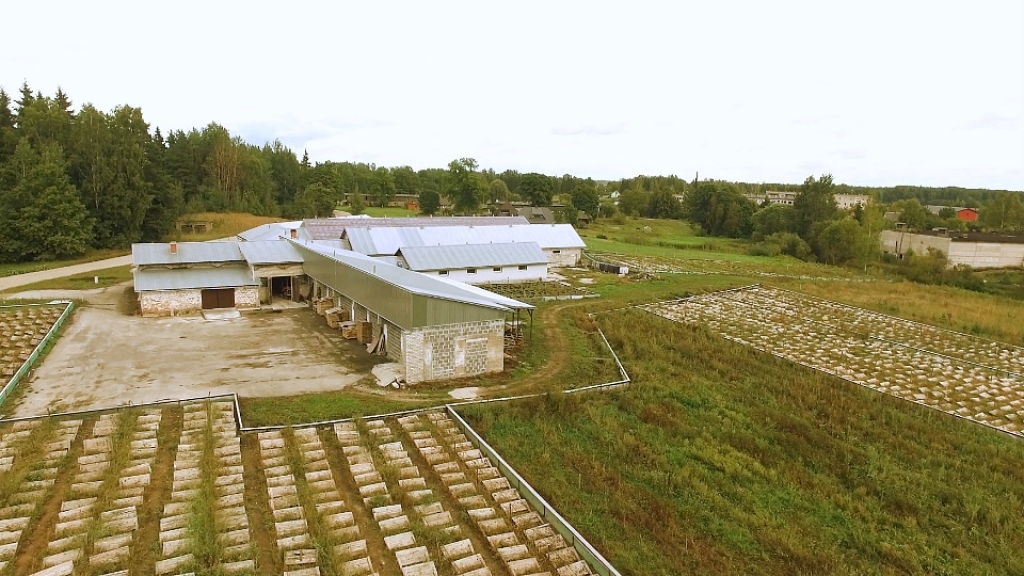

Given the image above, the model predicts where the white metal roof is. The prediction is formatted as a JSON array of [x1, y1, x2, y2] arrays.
[[132, 242, 245, 266], [133, 266, 258, 291], [341, 224, 585, 256], [237, 240, 304, 264], [237, 222, 307, 242], [398, 242, 547, 271], [295, 241, 532, 311], [304, 215, 530, 240]]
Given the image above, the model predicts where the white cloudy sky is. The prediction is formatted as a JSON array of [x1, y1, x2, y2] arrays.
[[2, 1, 1022, 189]]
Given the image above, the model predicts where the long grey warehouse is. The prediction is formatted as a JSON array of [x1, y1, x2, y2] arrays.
[[294, 241, 532, 384]]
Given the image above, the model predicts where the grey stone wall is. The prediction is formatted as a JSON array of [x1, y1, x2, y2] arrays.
[[139, 289, 202, 317], [402, 319, 504, 384]]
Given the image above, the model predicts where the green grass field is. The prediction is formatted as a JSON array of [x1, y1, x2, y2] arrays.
[[451, 216, 1024, 575], [459, 310, 1024, 575], [0, 265, 133, 294], [0, 249, 129, 278], [342, 205, 420, 218]]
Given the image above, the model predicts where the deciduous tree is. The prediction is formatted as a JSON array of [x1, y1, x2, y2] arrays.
[[793, 174, 838, 237], [520, 172, 554, 207], [445, 158, 486, 214]]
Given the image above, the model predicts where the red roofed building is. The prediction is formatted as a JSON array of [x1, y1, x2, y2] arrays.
[[957, 208, 978, 222]]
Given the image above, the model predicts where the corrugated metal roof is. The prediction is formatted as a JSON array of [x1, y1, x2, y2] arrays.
[[295, 241, 532, 312], [132, 242, 245, 266], [398, 242, 547, 271], [344, 228, 376, 254], [340, 223, 585, 256], [237, 240, 304, 264], [304, 216, 529, 240], [238, 222, 308, 242], [133, 266, 258, 291]]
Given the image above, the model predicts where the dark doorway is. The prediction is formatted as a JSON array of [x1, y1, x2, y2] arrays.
[[271, 276, 293, 301], [201, 288, 235, 309]]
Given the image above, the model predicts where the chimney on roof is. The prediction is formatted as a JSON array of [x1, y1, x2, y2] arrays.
[[290, 229, 298, 239], [170, 241, 178, 255]]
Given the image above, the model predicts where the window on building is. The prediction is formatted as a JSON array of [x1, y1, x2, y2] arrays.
[[518, 265, 528, 271], [552, 249, 561, 254], [438, 270, 448, 275], [493, 267, 502, 272], [467, 268, 477, 274]]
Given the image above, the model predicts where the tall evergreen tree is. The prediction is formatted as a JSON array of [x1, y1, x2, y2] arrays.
[[0, 89, 16, 164], [0, 140, 92, 260]]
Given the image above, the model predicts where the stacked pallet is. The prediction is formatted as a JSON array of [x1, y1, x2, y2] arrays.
[[313, 299, 333, 316], [323, 308, 351, 329]]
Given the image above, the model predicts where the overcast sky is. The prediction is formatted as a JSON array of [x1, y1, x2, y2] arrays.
[[2, 1, 1022, 189]]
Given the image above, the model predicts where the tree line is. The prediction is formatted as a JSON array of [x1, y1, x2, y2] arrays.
[[2, 82, 1020, 264]]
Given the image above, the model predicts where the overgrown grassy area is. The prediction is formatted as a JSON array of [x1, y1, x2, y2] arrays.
[[0, 265, 133, 293], [772, 277, 1024, 345], [340, 205, 419, 218], [167, 212, 284, 242], [459, 309, 1024, 575], [0, 249, 128, 278], [238, 391, 430, 427]]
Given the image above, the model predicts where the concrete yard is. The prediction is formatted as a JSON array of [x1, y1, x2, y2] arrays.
[[8, 290, 379, 417]]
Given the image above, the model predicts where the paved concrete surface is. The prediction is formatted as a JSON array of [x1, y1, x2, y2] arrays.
[[0, 255, 133, 293], [6, 288, 378, 417]]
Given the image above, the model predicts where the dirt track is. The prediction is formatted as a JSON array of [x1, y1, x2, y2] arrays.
[[0, 255, 133, 293]]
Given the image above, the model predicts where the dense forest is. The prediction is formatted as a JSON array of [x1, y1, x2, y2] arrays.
[[0, 82, 1021, 264]]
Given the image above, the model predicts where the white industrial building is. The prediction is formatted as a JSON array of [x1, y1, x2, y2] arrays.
[[880, 230, 1024, 269], [396, 242, 549, 285], [338, 223, 585, 267]]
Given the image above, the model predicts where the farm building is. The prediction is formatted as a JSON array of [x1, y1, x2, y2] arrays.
[[396, 242, 549, 284], [880, 229, 1024, 269], [132, 242, 260, 316], [295, 241, 532, 383], [304, 216, 529, 240], [236, 221, 308, 242], [237, 241, 306, 304], [333, 221, 585, 267], [924, 206, 979, 222]]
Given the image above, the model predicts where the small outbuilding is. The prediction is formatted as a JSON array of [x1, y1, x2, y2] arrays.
[[132, 242, 259, 317], [238, 241, 306, 304]]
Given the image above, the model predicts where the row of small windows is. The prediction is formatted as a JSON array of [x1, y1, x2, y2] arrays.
[[438, 265, 530, 276]]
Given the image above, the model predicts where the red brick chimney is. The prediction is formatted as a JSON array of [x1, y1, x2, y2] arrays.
[[170, 241, 178, 254]]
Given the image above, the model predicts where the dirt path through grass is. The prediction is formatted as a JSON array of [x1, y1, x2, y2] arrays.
[[0, 256, 133, 293]]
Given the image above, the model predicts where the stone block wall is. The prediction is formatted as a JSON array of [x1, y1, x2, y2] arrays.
[[402, 319, 504, 384], [139, 289, 202, 317], [235, 287, 259, 309]]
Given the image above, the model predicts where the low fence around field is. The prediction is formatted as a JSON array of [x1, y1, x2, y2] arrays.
[[446, 405, 623, 576], [0, 301, 75, 411]]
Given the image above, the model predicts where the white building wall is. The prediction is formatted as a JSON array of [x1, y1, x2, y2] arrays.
[[545, 248, 582, 267], [433, 264, 547, 285], [947, 242, 1024, 269], [880, 230, 1024, 269]]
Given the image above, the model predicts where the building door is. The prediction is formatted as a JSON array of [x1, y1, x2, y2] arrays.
[[201, 288, 235, 309]]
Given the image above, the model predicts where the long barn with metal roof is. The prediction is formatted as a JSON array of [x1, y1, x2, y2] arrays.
[[339, 222, 585, 267], [131, 233, 535, 383], [294, 241, 532, 383]]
